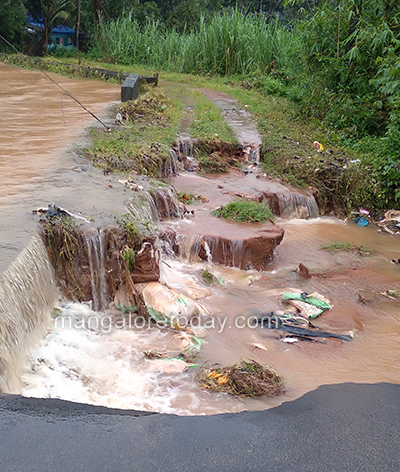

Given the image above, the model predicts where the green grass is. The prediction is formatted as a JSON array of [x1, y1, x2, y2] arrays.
[[121, 245, 136, 272], [83, 87, 184, 176], [88, 10, 301, 78], [319, 242, 371, 256], [189, 91, 237, 143], [212, 201, 275, 223]]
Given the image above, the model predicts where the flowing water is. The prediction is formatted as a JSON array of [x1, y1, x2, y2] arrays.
[[0, 62, 123, 270], [0, 236, 57, 392], [1, 64, 400, 415]]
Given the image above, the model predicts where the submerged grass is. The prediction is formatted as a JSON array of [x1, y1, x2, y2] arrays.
[[201, 267, 220, 285], [177, 191, 195, 204], [213, 201, 275, 223], [319, 241, 371, 256]]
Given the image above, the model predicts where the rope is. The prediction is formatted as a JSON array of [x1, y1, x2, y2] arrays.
[[0, 33, 110, 130]]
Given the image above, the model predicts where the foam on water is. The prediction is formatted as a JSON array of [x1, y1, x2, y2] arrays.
[[21, 302, 245, 415]]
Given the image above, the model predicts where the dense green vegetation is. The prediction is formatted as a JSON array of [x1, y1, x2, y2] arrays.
[[0, 0, 399, 209], [89, 10, 300, 76]]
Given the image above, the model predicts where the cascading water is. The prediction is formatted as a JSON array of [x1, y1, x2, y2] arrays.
[[164, 149, 179, 176], [85, 229, 109, 312], [126, 190, 160, 227], [277, 192, 319, 219], [176, 136, 198, 171], [149, 187, 184, 221], [202, 240, 213, 263], [126, 185, 184, 226], [178, 136, 195, 158], [0, 235, 58, 392], [249, 146, 260, 165], [161, 234, 251, 270], [160, 234, 202, 262]]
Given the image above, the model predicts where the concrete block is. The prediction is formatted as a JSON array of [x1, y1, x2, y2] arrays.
[[121, 74, 140, 102]]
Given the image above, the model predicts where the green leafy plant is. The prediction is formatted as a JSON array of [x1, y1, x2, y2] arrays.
[[121, 245, 136, 273]]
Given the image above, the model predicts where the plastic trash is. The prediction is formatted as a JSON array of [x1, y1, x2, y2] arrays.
[[256, 314, 353, 341], [179, 336, 205, 362], [139, 282, 208, 327], [313, 141, 324, 151], [282, 292, 331, 319], [355, 217, 369, 226], [377, 210, 400, 235]]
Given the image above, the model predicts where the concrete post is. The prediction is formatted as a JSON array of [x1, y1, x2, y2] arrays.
[[121, 74, 140, 102]]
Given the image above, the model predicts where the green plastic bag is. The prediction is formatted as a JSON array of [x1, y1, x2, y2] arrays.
[[282, 292, 331, 319]]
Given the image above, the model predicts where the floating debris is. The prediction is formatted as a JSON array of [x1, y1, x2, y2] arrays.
[[199, 360, 283, 397], [384, 290, 400, 299], [33, 204, 91, 223], [143, 350, 169, 360], [255, 314, 353, 342], [378, 210, 400, 235], [282, 292, 331, 319]]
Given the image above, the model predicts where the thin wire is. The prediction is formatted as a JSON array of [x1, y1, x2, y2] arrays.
[[0, 33, 110, 130]]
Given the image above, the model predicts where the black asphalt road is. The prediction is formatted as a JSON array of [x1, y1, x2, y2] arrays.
[[0, 383, 399, 472]]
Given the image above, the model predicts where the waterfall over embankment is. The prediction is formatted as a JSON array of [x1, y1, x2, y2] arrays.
[[0, 236, 58, 392]]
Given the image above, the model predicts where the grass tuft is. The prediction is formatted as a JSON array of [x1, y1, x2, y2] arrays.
[[212, 201, 275, 223]]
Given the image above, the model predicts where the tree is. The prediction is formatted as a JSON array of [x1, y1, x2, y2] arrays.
[[39, 0, 72, 53], [75, 0, 81, 48], [0, 0, 27, 48]]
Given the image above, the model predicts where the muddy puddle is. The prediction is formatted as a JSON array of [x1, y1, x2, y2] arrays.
[[1, 64, 400, 415]]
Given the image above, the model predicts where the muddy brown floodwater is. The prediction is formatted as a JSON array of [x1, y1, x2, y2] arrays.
[[0, 62, 124, 270], [163, 169, 400, 411], [1, 63, 400, 415]]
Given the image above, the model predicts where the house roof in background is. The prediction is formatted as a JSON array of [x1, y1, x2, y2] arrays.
[[52, 24, 75, 34], [26, 15, 75, 35]]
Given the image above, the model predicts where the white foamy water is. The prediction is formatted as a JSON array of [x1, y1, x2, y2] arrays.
[[21, 301, 245, 416]]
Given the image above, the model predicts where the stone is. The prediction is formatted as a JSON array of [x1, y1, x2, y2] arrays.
[[298, 263, 311, 279], [129, 241, 160, 283]]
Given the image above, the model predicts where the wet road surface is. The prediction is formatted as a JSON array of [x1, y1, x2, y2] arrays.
[[0, 382, 399, 472]]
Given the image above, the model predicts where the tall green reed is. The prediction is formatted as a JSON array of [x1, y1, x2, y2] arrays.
[[90, 8, 303, 77]]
